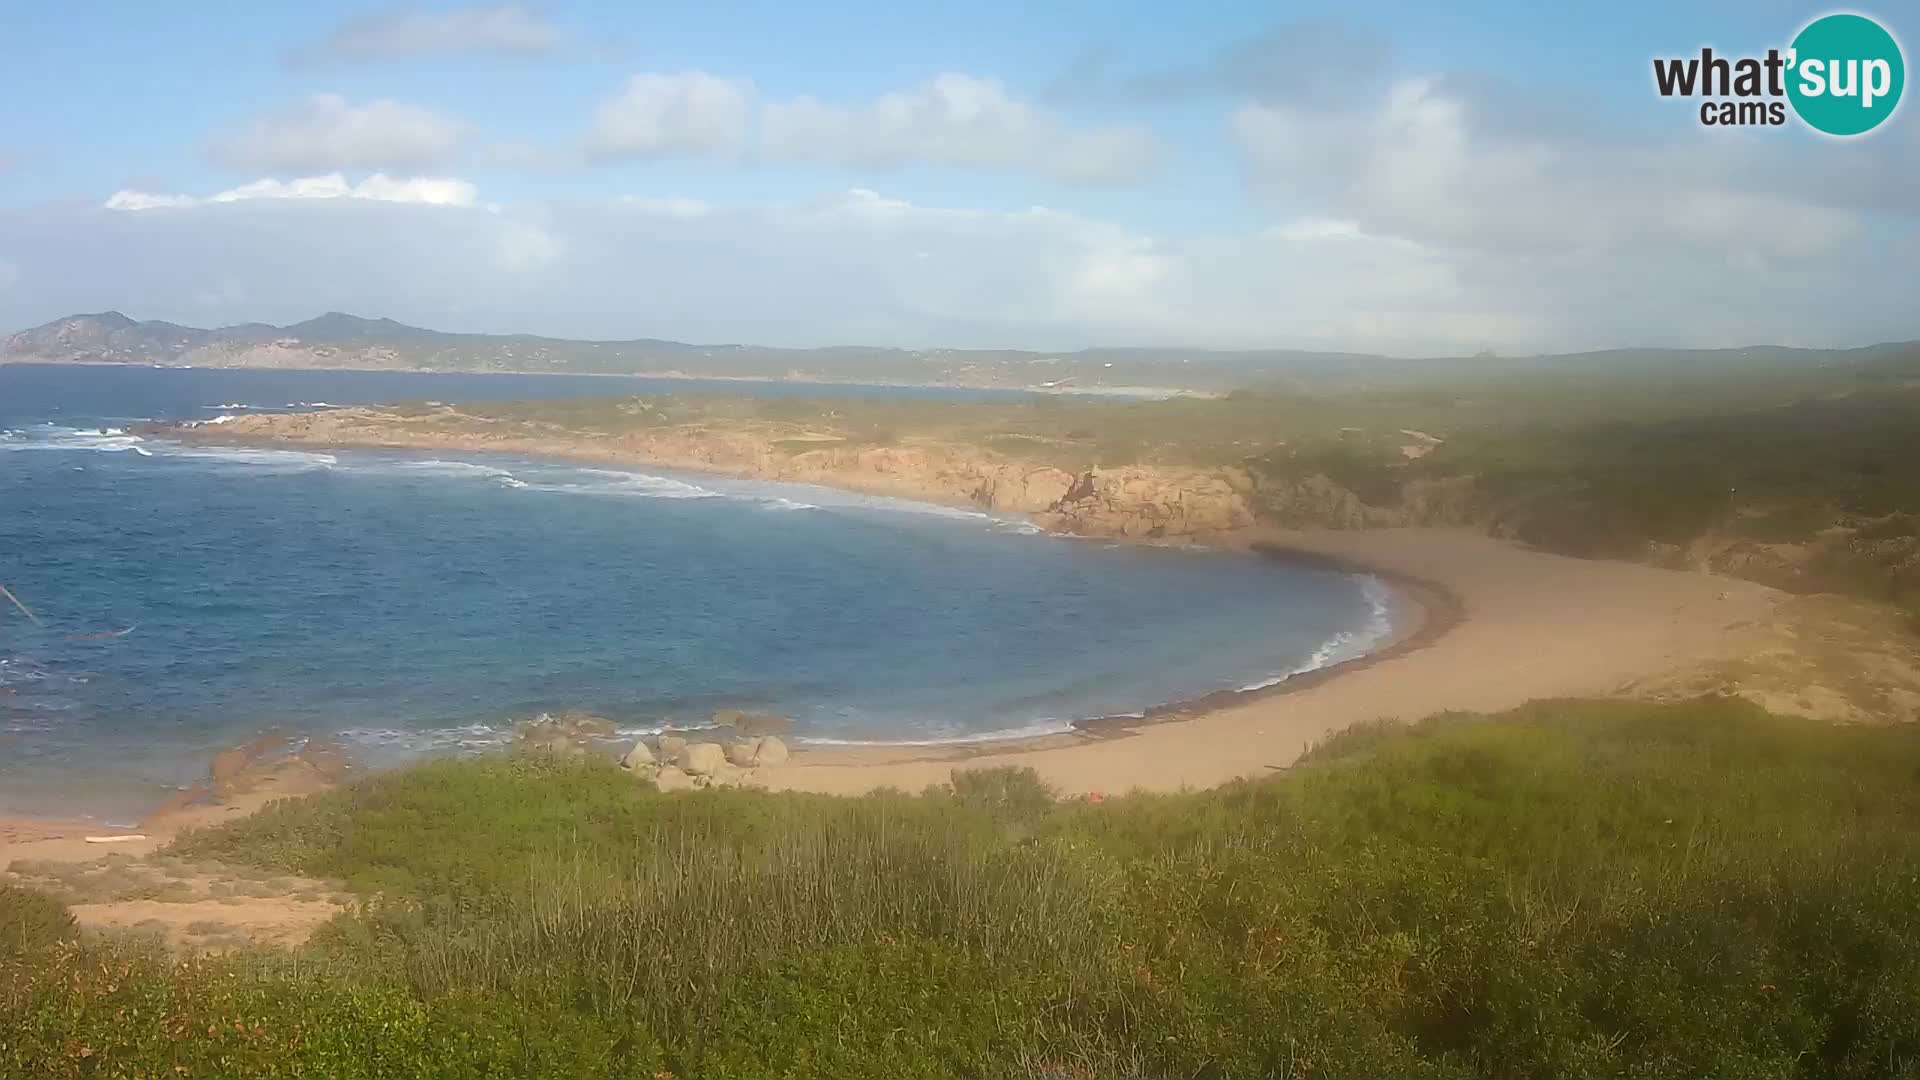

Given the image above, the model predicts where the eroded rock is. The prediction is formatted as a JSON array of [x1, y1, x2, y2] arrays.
[[652, 766, 696, 793], [678, 742, 727, 776], [619, 740, 655, 771]]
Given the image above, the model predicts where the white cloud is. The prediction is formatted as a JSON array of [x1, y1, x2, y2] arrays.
[[101, 191, 199, 211], [208, 95, 465, 173], [619, 195, 714, 219], [762, 74, 1157, 184], [288, 4, 564, 64], [105, 174, 480, 211], [1232, 77, 1868, 264], [13, 179, 1912, 354], [585, 72, 754, 161]]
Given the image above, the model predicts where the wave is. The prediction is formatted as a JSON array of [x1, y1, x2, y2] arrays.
[[796, 716, 1076, 747], [1, 425, 151, 455], [157, 445, 338, 471], [1, 424, 336, 471], [1237, 575, 1397, 692], [374, 459, 517, 481], [336, 723, 516, 755], [513, 467, 724, 501]]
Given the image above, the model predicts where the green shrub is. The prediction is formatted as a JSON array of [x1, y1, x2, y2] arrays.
[[0, 943, 659, 1079], [0, 886, 75, 958], [949, 764, 1057, 818], [77, 699, 1920, 1076]]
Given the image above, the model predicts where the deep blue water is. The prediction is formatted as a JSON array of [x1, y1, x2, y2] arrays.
[[0, 364, 1391, 820]]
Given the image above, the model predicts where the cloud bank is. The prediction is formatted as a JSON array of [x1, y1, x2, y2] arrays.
[[3, 165, 1906, 355], [287, 5, 564, 65], [206, 95, 466, 173]]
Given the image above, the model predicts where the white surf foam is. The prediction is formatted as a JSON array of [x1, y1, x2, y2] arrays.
[[337, 723, 515, 754], [512, 467, 723, 500], [374, 459, 518, 481], [0, 425, 151, 455], [153, 445, 338, 471], [1237, 575, 1397, 692], [796, 716, 1077, 747]]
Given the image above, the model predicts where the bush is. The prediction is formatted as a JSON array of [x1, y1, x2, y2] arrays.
[[0, 886, 75, 958], [18, 699, 1920, 1077], [0, 943, 659, 1079], [949, 764, 1057, 819]]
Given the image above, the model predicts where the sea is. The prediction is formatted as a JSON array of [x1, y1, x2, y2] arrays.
[[0, 364, 1395, 821]]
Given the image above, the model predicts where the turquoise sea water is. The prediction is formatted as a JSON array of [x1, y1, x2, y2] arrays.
[[0, 365, 1392, 820]]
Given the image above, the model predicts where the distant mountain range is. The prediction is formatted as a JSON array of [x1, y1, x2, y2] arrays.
[[4, 311, 1917, 393]]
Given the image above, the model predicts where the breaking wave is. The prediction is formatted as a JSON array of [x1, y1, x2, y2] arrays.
[[1237, 574, 1397, 691]]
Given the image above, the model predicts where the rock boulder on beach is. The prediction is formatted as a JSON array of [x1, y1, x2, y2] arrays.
[[619, 739, 655, 771], [713, 709, 792, 736], [652, 766, 696, 793], [678, 742, 727, 777], [752, 735, 790, 767]]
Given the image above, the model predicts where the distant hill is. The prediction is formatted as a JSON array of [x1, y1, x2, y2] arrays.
[[4, 310, 1916, 393]]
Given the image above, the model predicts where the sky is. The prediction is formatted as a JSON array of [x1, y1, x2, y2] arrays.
[[0, 1, 1914, 355]]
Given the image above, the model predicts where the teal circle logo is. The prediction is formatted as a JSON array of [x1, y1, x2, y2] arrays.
[[1787, 13, 1905, 136]]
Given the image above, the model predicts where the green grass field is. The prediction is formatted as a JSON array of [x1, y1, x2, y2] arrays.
[[7, 696, 1920, 1078]]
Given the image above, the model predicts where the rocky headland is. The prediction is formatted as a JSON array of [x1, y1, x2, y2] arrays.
[[164, 406, 1260, 541]]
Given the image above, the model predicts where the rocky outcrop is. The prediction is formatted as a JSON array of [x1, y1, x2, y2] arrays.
[[177, 409, 1273, 542], [752, 735, 789, 767], [974, 466, 1077, 514], [513, 711, 619, 757], [652, 766, 696, 792], [712, 709, 792, 737], [619, 740, 654, 770], [677, 742, 727, 777], [1034, 467, 1254, 539]]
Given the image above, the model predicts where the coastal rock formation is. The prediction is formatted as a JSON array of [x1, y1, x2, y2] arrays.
[[724, 742, 757, 768], [678, 742, 727, 777], [1035, 467, 1254, 539], [975, 466, 1077, 514], [652, 766, 696, 793], [619, 740, 654, 770], [172, 410, 1263, 542], [712, 709, 792, 736], [515, 711, 618, 756], [753, 735, 789, 767], [657, 734, 688, 758]]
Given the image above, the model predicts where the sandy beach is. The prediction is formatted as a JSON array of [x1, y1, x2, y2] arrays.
[[753, 526, 1781, 796]]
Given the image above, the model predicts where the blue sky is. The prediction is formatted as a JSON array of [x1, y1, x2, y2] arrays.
[[1, 2, 1914, 353]]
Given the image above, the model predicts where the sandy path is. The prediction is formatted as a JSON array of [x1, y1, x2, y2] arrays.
[[757, 527, 1780, 796]]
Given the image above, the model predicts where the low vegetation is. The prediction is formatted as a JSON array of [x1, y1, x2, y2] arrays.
[[8, 697, 1920, 1077]]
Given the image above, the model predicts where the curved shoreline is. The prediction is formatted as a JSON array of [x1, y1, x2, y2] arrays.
[[3, 421, 1781, 832], [1082, 545, 1461, 733]]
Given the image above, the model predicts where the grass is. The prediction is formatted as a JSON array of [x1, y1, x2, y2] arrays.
[[7, 696, 1916, 1077]]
